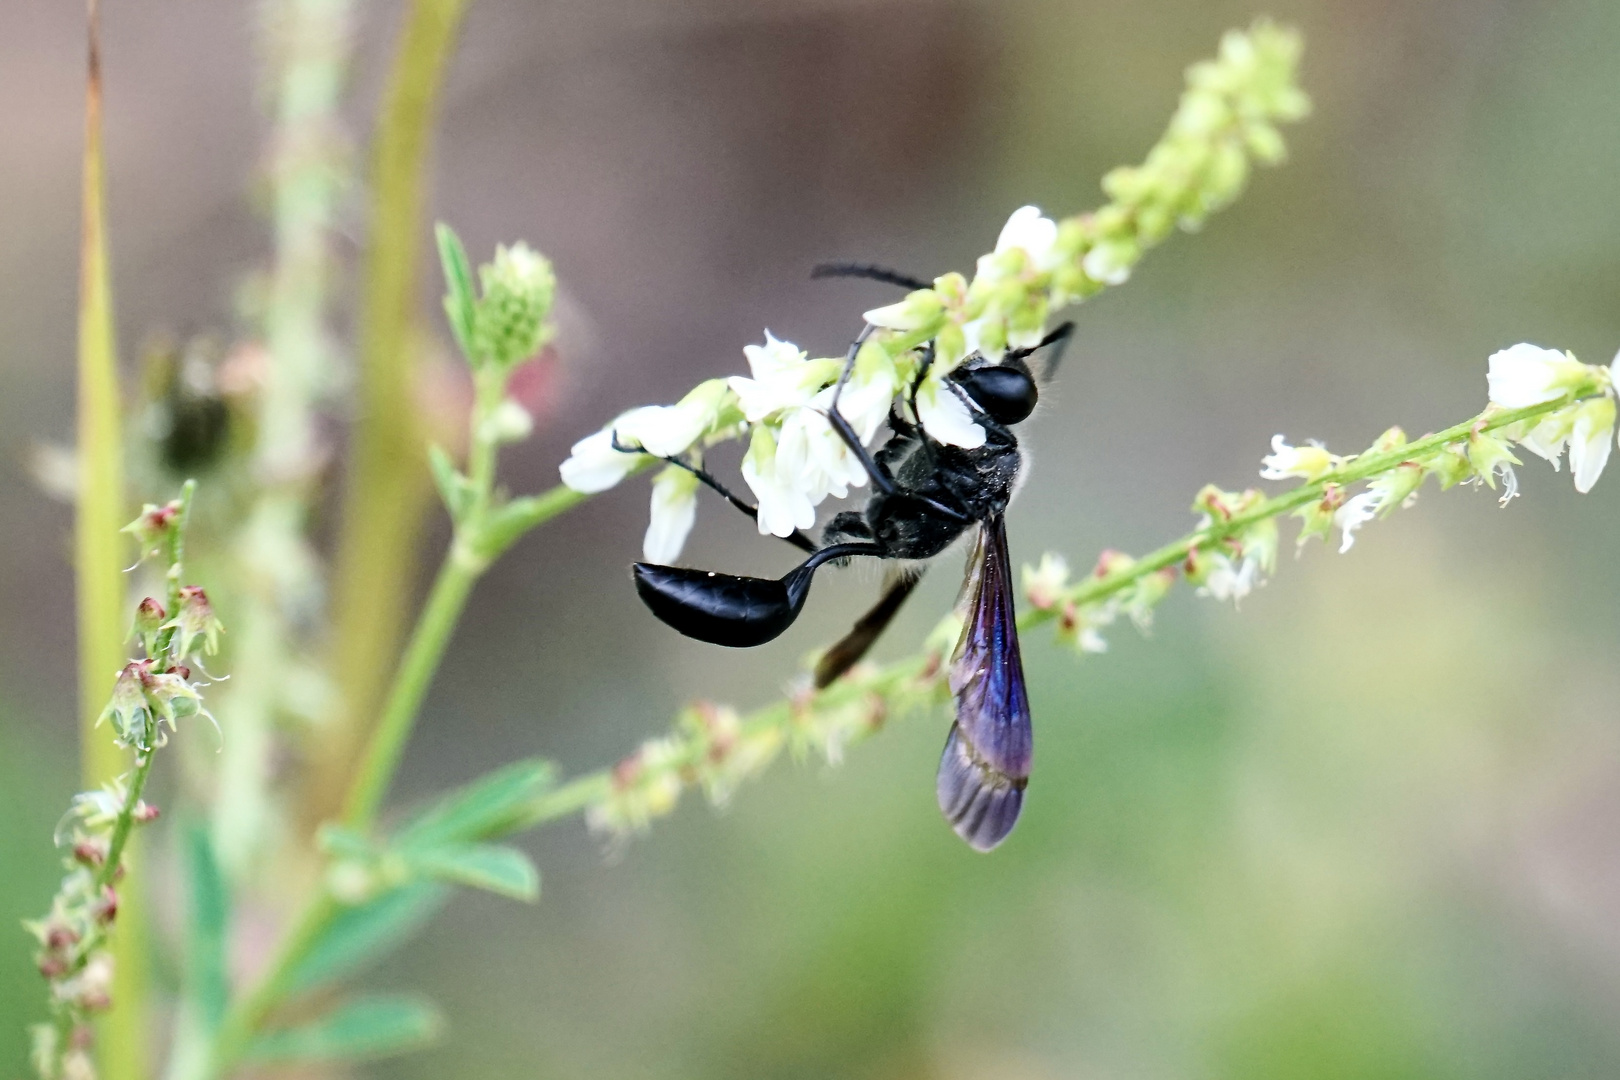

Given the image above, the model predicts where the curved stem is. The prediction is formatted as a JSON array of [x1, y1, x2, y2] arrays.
[[316, 0, 473, 826], [1031, 398, 1569, 625]]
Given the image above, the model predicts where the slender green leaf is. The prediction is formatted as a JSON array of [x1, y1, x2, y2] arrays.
[[397, 757, 556, 847], [316, 822, 382, 861], [435, 222, 477, 360], [284, 882, 448, 994], [248, 995, 443, 1063], [427, 443, 473, 519], [181, 822, 231, 1035], [406, 842, 539, 902]]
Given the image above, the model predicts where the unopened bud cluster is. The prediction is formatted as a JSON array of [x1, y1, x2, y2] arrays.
[[31, 486, 216, 1080], [586, 651, 949, 838], [556, 22, 1309, 568], [1017, 342, 1620, 655]]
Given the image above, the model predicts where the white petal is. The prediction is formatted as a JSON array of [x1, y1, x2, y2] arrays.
[[558, 428, 637, 493], [1486, 343, 1570, 408], [995, 205, 1059, 266], [916, 376, 985, 449], [643, 470, 698, 563], [1518, 415, 1570, 469], [1570, 399, 1616, 493], [1334, 491, 1382, 554], [1081, 243, 1132, 286], [615, 403, 706, 457]]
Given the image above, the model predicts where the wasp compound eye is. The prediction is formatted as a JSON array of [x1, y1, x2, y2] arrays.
[[955, 365, 1038, 426]]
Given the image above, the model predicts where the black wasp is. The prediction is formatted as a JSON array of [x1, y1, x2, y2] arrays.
[[629, 264, 1073, 851]]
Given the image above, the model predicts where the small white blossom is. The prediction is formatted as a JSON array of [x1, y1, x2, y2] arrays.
[[915, 371, 985, 449], [835, 347, 900, 443], [1518, 411, 1574, 469], [741, 427, 815, 537], [1259, 435, 1343, 481], [995, 206, 1061, 267], [777, 392, 869, 504], [1570, 395, 1616, 494], [614, 400, 708, 458], [1081, 241, 1134, 286], [1022, 552, 1071, 609], [1334, 490, 1382, 553], [1198, 552, 1259, 603], [727, 332, 819, 422], [1485, 343, 1589, 408], [559, 427, 640, 493], [644, 467, 700, 563]]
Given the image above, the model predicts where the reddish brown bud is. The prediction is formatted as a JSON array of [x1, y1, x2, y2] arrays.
[[45, 924, 80, 951], [72, 841, 106, 867], [94, 886, 118, 925]]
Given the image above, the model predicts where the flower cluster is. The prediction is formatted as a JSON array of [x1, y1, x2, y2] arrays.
[[1267, 343, 1617, 560], [558, 333, 904, 562], [556, 20, 1308, 565], [1006, 342, 1618, 656], [1022, 550, 1174, 653], [586, 652, 949, 838], [30, 485, 215, 1080]]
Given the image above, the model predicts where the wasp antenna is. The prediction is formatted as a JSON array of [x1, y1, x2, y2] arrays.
[[810, 262, 930, 291]]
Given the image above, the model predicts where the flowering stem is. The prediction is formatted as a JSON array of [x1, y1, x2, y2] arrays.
[[1028, 397, 1572, 625]]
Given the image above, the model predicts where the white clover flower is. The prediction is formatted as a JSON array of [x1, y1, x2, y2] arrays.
[[614, 401, 707, 458], [741, 426, 815, 537], [1259, 434, 1343, 481], [1081, 241, 1134, 286], [728, 332, 820, 422], [1518, 411, 1574, 469], [1198, 552, 1259, 603], [915, 370, 985, 449], [558, 427, 641, 493], [1486, 343, 1590, 408], [835, 347, 900, 443], [1570, 395, 1616, 494], [777, 393, 869, 504], [1333, 489, 1382, 553], [644, 466, 700, 563], [992, 205, 1062, 271]]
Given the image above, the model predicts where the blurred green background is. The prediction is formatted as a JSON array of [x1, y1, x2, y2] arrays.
[[5, 0, 1620, 1075]]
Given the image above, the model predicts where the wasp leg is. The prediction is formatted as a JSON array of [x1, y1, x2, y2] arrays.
[[639, 447, 818, 554], [810, 262, 931, 291], [813, 566, 925, 688], [822, 333, 972, 524]]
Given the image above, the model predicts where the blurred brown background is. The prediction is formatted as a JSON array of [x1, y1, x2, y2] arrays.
[[5, 0, 1620, 1076]]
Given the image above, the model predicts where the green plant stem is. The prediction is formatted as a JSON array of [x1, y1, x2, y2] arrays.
[[1029, 398, 1570, 625], [319, 0, 472, 826], [339, 543, 480, 830]]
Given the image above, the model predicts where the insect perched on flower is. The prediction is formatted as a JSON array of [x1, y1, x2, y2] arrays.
[[587, 255, 1074, 851]]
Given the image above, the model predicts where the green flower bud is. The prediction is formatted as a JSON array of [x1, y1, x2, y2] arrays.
[[131, 597, 165, 658], [473, 243, 556, 370]]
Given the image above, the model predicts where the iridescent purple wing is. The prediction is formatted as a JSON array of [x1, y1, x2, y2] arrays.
[[936, 514, 1032, 851]]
